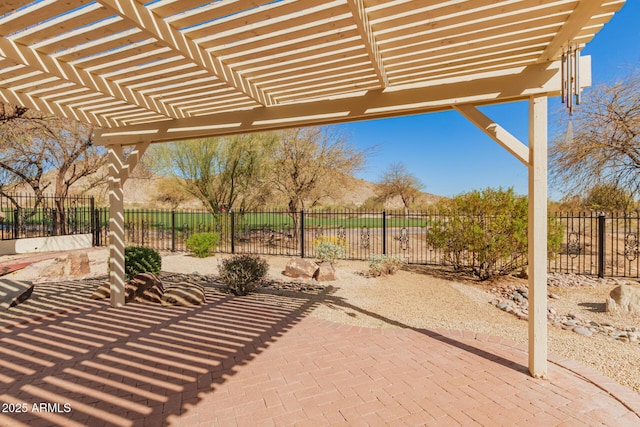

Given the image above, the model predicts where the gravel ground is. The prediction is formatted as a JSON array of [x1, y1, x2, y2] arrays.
[[7, 249, 640, 395]]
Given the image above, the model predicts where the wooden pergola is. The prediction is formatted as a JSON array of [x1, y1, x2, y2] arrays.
[[0, 0, 626, 378]]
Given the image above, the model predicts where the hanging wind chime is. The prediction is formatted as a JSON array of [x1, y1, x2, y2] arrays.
[[562, 45, 581, 145], [561, 45, 582, 115]]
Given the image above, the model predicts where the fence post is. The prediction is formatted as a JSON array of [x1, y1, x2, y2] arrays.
[[94, 208, 101, 246], [90, 197, 96, 245], [51, 209, 58, 236], [597, 213, 606, 278], [231, 211, 235, 254], [382, 211, 387, 255], [171, 210, 176, 252], [13, 208, 18, 239], [300, 210, 305, 258]]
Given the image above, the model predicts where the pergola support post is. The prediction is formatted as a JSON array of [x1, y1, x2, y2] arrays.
[[108, 145, 126, 307], [457, 98, 549, 378], [528, 95, 548, 378], [107, 142, 150, 307]]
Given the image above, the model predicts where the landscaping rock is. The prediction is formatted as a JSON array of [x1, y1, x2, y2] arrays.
[[92, 273, 165, 304], [69, 252, 91, 276], [90, 281, 110, 300], [489, 280, 640, 346], [606, 284, 640, 313], [573, 327, 593, 337], [314, 263, 337, 282], [0, 279, 34, 309], [37, 252, 91, 282], [128, 273, 164, 304], [283, 258, 319, 279], [162, 282, 206, 306]]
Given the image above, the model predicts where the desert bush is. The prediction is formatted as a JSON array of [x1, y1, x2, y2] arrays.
[[426, 187, 563, 280], [124, 246, 162, 280], [186, 232, 220, 257], [368, 254, 406, 276], [312, 235, 347, 263], [218, 254, 269, 296]]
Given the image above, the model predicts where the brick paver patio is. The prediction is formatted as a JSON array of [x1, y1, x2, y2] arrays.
[[0, 278, 638, 427]]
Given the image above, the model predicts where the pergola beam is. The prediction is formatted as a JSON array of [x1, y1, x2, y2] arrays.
[[454, 104, 529, 166], [96, 57, 590, 145], [97, 0, 273, 107]]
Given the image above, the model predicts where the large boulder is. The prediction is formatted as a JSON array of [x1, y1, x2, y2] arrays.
[[283, 258, 319, 279], [606, 284, 640, 313], [162, 282, 206, 306], [37, 252, 91, 282], [314, 263, 337, 282]]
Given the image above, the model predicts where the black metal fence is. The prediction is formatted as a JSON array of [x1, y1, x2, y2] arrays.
[[3, 198, 638, 279], [0, 194, 96, 240], [549, 211, 640, 278], [91, 208, 640, 278]]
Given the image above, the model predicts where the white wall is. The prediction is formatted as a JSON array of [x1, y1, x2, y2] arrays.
[[0, 234, 93, 255]]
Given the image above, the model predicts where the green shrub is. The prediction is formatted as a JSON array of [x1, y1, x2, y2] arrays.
[[368, 254, 406, 276], [124, 246, 162, 280], [218, 254, 269, 296], [186, 232, 220, 257], [312, 235, 347, 264], [426, 187, 563, 280]]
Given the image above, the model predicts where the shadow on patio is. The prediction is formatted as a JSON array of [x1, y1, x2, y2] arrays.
[[0, 277, 638, 426], [0, 277, 328, 426]]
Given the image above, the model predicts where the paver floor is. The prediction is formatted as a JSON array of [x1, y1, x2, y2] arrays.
[[0, 278, 638, 427]]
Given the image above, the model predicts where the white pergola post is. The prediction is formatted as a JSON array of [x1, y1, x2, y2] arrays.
[[456, 100, 549, 378], [108, 145, 126, 307], [107, 142, 150, 307], [528, 95, 548, 378]]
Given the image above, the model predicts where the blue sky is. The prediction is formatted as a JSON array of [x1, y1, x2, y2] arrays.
[[339, 1, 640, 200]]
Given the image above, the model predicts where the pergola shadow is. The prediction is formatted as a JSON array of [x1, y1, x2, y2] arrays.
[[1, 277, 637, 426], [0, 278, 329, 426]]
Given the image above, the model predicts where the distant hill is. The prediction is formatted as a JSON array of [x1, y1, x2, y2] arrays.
[[111, 173, 443, 210], [11, 168, 443, 211]]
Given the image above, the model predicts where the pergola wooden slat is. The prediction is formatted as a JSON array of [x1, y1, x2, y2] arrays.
[[0, 0, 626, 379]]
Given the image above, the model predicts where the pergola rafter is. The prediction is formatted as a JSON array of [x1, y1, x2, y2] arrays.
[[0, 0, 627, 380], [539, 0, 624, 62], [0, 37, 177, 126], [96, 0, 274, 107], [346, 0, 388, 87]]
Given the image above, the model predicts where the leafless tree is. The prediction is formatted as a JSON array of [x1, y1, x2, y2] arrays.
[[0, 105, 107, 233], [270, 126, 366, 235], [377, 162, 425, 215], [550, 69, 640, 200]]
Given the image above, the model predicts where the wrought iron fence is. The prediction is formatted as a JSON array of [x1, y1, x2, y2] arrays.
[[0, 194, 96, 240], [18, 205, 640, 279], [549, 211, 640, 278]]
